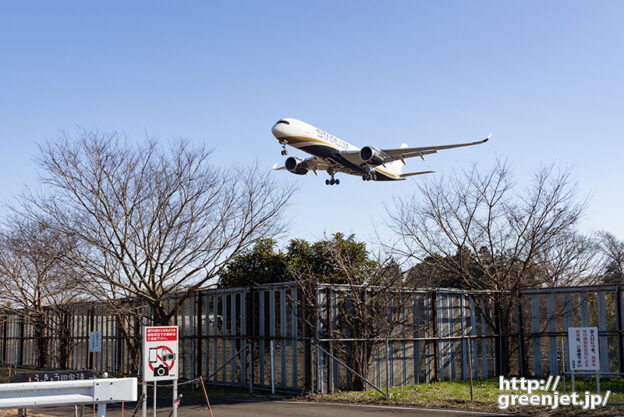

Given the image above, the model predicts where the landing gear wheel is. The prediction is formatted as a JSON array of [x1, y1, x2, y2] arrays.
[[335, 179, 340, 185], [326, 168, 338, 185]]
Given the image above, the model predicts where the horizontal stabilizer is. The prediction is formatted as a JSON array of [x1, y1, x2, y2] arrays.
[[400, 170, 435, 178]]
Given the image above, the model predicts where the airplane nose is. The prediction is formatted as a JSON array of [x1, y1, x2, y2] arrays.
[[272, 123, 286, 139]]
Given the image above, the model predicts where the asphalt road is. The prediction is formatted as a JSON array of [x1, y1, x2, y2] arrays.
[[26, 400, 506, 417], [200, 401, 506, 417]]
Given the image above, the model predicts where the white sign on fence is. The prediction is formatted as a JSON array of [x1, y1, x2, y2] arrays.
[[568, 327, 600, 371], [142, 326, 178, 382], [89, 331, 102, 353]]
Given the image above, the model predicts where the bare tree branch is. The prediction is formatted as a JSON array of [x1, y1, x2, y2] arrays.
[[385, 159, 593, 374], [26, 130, 294, 328]]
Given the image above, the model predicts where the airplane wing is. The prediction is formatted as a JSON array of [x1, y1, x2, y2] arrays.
[[371, 134, 491, 165], [401, 170, 435, 177]]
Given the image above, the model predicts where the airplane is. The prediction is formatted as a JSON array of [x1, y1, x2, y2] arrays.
[[271, 118, 491, 185]]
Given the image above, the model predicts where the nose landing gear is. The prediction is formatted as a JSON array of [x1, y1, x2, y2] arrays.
[[279, 140, 288, 156]]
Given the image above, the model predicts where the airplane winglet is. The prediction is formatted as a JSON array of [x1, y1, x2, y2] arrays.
[[272, 163, 286, 171], [484, 133, 492, 142], [272, 163, 279, 170]]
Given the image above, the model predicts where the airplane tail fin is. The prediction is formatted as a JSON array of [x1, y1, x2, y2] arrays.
[[384, 143, 408, 177]]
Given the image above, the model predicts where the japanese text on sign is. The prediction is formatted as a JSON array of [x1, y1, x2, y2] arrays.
[[567, 327, 599, 371], [142, 326, 178, 382]]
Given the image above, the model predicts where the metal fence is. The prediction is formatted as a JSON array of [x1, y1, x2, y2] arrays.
[[1, 283, 623, 393], [517, 285, 624, 378], [314, 286, 501, 394]]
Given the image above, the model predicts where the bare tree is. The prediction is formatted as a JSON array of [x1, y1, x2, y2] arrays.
[[534, 231, 601, 287], [30, 131, 293, 330], [292, 240, 410, 391], [386, 159, 591, 374], [597, 232, 624, 284], [0, 216, 80, 368]]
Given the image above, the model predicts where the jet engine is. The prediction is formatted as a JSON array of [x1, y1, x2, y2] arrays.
[[360, 146, 385, 165], [285, 157, 309, 175]]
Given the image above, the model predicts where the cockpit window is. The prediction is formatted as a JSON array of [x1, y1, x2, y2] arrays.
[[276, 120, 290, 125]]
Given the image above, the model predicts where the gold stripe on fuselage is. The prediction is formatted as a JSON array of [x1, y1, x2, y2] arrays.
[[278, 135, 341, 150], [278, 135, 400, 180]]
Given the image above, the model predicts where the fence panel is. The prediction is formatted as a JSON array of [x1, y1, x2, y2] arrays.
[[2, 284, 624, 392]]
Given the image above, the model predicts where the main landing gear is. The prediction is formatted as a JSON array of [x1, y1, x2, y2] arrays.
[[325, 169, 340, 185], [279, 140, 288, 156], [362, 172, 376, 181]]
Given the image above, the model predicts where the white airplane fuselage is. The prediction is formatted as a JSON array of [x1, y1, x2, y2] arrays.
[[271, 118, 401, 180]]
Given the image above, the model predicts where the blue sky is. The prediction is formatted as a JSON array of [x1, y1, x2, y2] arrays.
[[1, 1, 623, 246]]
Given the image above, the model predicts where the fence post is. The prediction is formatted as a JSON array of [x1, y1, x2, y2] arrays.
[[329, 340, 334, 393], [270, 339, 275, 395], [18, 315, 25, 367], [467, 332, 473, 401], [2, 315, 7, 364], [385, 338, 390, 396], [494, 293, 502, 376], [246, 287, 255, 392], [153, 381, 157, 417], [115, 314, 123, 375], [325, 287, 331, 393], [196, 293, 203, 379], [303, 282, 313, 392], [315, 285, 324, 394], [248, 342, 253, 393], [88, 307, 95, 370], [517, 292, 525, 377], [142, 379, 147, 417], [173, 379, 178, 417], [615, 285, 624, 375], [561, 338, 566, 394], [431, 291, 439, 382]]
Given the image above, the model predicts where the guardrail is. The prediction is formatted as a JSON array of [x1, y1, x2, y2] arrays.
[[0, 377, 137, 416]]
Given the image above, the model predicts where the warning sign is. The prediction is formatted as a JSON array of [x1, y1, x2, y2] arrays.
[[143, 326, 178, 381], [568, 327, 600, 371]]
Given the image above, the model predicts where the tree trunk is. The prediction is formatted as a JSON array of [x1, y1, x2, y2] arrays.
[[152, 302, 173, 326], [494, 295, 512, 376], [346, 340, 374, 391], [32, 317, 49, 368], [58, 310, 73, 369]]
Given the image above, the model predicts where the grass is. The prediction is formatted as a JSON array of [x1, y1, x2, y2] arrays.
[[0, 366, 41, 384], [306, 377, 624, 416]]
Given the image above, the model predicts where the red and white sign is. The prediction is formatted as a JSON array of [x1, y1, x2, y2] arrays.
[[568, 327, 600, 371], [143, 326, 178, 382]]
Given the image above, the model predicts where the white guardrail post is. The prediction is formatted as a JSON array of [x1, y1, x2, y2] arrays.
[[0, 377, 137, 416]]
